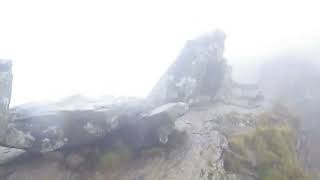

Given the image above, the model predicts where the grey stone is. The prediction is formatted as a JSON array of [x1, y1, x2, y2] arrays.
[[3, 97, 189, 152], [145, 102, 189, 120], [148, 30, 228, 106], [143, 102, 188, 144], [104, 102, 188, 150], [5, 98, 140, 152], [0, 146, 25, 165]]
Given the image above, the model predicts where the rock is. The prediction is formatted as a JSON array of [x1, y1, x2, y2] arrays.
[[148, 30, 228, 106], [0, 146, 25, 165], [143, 102, 188, 144], [107, 102, 189, 151], [0, 60, 12, 143], [4, 99, 141, 152], [2, 99, 187, 152], [2, 95, 188, 152], [145, 102, 189, 120], [5, 125, 36, 149], [91, 103, 242, 180]]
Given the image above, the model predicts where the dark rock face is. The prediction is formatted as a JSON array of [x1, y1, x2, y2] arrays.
[[148, 30, 227, 106]]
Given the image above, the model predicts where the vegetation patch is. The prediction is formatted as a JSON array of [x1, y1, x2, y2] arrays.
[[224, 111, 309, 180]]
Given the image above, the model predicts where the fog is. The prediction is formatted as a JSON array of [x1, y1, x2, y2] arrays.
[[1, 0, 320, 105]]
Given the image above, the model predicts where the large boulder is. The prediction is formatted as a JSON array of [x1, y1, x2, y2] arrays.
[[4, 98, 142, 152], [113, 102, 189, 151], [3, 97, 188, 152], [148, 30, 228, 106], [0, 146, 25, 165]]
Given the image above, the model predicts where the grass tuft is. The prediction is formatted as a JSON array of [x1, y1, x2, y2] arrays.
[[224, 111, 309, 180]]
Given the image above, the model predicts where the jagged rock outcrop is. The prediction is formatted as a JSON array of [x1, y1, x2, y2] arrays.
[[148, 30, 228, 106], [0, 31, 305, 180]]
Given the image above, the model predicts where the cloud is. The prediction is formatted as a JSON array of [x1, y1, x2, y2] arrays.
[[0, 0, 319, 105]]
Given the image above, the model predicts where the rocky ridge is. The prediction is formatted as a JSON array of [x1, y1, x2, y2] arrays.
[[0, 31, 303, 180]]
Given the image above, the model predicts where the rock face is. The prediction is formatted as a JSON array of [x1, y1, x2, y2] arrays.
[[148, 30, 227, 106]]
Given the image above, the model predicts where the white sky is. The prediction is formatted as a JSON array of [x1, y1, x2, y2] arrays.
[[1, 0, 320, 105]]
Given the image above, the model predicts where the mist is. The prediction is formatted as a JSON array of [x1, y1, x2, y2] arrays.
[[1, 0, 320, 105], [2, 1, 320, 178]]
